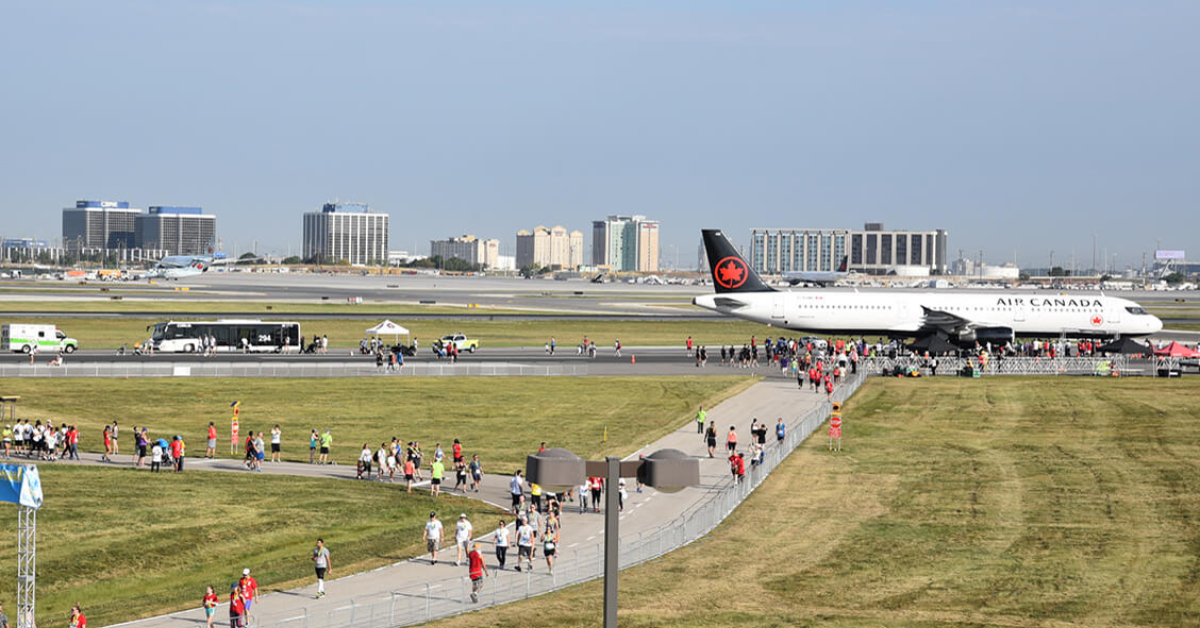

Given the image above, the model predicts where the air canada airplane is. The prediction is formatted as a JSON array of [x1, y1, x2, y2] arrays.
[[139, 247, 233, 280], [783, 255, 850, 286], [694, 229, 1162, 345]]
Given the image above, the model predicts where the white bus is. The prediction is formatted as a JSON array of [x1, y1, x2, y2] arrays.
[[150, 320, 301, 353]]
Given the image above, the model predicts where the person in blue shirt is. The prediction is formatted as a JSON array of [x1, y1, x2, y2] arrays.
[[775, 418, 786, 443]]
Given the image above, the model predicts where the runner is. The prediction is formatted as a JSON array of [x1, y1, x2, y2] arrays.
[[171, 435, 185, 473], [270, 425, 282, 463], [468, 454, 483, 492], [110, 421, 119, 456], [318, 429, 332, 465], [423, 512, 444, 565], [588, 475, 603, 513], [467, 542, 489, 603], [202, 586, 219, 628], [705, 422, 718, 458], [238, 569, 257, 620], [404, 456, 416, 492], [509, 471, 524, 514], [308, 430, 318, 464], [430, 456, 445, 496], [101, 425, 111, 461], [455, 513, 474, 566], [515, 517, 535, 572], [695, 405, 707, 435], [543, 510, 560, 573], [726, 425, 738, 453], [69, 605, 86, 628], [228, 584, 245, 628], [357, 444, 371, 480], [311, 539, 331, 598], [493, 519, 511, 570], [206, 423, 218, 459], [776, 417, 786, 443]]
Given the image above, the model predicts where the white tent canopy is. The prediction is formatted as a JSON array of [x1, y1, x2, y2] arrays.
[[365, 320, 410, 338]]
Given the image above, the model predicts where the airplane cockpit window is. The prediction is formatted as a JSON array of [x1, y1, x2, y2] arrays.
[[1125, 306, 1149, 315]]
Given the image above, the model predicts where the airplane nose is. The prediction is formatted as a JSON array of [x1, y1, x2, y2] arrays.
[[1151, 316, 1164, 333]]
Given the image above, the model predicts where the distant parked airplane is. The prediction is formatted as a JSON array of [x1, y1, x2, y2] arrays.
[[783, 255, 850, 286]]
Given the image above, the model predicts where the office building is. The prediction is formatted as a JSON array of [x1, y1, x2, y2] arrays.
[[136, 206, 217, 256], [302, 202, 389, 265], [62, 200, 140, 250], [591, 215, 659, 272], [429, 235, 499, 269], [515, 225, 584, 269], [750, 223, 948, 275]]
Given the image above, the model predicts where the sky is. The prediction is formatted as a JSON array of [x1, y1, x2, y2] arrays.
[[1, 0, 1197, 269]]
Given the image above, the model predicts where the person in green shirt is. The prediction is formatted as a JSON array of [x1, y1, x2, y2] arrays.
[[696, 406, 707, 435], [318, 430, 333, 465], [430, 459, 445, 496]]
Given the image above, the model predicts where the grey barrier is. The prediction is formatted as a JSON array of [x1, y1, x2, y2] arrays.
[[0, 362, 589, 378], [861, 356, 1181, 377], [245, 372, 867, 628]]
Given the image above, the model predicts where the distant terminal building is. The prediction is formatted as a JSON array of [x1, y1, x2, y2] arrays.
[[591, 215, 659, 272], [62, 200, 140, 250], [515, 225, 583, 270], [2, 238, 49, 249], [750, 223, 948, 275], [136, 206, 217, 256], [429, 235, 499, 269], [302, 202, 389, 265]]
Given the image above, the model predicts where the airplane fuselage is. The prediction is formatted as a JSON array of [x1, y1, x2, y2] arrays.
[[693, 289, 1162, 339]]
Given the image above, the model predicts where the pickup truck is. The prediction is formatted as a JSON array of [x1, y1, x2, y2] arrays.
[[437, 333, 479, 353]]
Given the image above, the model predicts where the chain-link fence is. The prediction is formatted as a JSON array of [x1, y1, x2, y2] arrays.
[[246, 372, 866, 628]]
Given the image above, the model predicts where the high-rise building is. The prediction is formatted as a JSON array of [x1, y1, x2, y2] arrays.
[[62, 200, 140, 250], [302, 202, 389, 265], [516, 225, 583, 269], [591, 215, 659, 272], [750, 223, 948, 275], [136, 206, 217, 256], [429, 235, 499, 268]]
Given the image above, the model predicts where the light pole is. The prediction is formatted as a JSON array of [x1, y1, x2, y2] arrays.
[[526, 448, 699, 628]]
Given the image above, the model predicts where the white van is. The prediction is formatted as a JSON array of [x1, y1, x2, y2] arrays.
[[1, 324, 78, 353]]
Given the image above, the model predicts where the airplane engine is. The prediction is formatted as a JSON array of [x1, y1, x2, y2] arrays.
[[956, 326, 1014, 346]]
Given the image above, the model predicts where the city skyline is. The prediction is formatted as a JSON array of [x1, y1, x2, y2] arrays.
[[1, 2, 1197, 269]]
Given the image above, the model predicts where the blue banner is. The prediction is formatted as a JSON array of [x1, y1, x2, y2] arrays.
[[0, 464, 42, 509]]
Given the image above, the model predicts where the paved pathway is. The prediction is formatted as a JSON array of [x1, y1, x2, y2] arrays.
[[76, 377, 835, 628]]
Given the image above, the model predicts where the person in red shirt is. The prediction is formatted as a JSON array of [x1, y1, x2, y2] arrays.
[[452, 439, 463, 464], [170, 436, 185, 473], [825, 376, 834, 399], [69, 604, 86, 628], [728, 453, 740, 480], [467, 541, 489, 603], [207, 422, 218, 459], [203, 586, 219, 628], [229, 584, 246, 628], [735, 453, 746, 482], [68, 426, 80, 460], [239, 569, 258, 618]]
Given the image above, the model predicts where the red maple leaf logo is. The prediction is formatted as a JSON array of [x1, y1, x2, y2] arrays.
[[714, 257, 748, 289], [1091, 315, 1103, 326]]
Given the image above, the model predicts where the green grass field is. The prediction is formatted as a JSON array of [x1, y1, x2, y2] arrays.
[[15, 316, 764, 350], [0, 466, 501, 627], [1, 377, 754, 471], [429, 377, 1200, 628]]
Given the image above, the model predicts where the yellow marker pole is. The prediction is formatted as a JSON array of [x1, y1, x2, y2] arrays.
[[603, 426, 608, 442]]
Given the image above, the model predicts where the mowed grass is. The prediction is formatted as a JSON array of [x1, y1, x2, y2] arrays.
[[1, 377, 755, 471], [15, 316, 763, 349], [428, 377, 1200, 628], [0, 466, 501, 627]]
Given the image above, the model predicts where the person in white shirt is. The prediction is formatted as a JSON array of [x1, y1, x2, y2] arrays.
[[150, 443, 163, 472], [493, 520, 511, 570], [358, 444, 372, 480], [455, 514, 474, 566], [376, 444, 390, 482], [270, 426, 282, 463], [423, 512, 444, 565], [515, 519, 536, 572]]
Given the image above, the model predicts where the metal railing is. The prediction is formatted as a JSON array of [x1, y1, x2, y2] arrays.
[[0, 362, 590, 378], [247, 373, 867, 628], [861, 356, 1182, 377]]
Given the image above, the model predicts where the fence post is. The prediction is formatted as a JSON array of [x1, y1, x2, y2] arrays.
[[425, 583, 431, 621]]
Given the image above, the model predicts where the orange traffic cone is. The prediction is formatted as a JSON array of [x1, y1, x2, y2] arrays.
[[631, 354, 636, 364]]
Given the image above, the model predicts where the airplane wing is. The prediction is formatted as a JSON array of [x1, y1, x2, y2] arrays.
[[919, 306, 1006, 335]]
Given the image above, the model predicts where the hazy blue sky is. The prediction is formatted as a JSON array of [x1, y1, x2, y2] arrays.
[[2, 1, 1197, 269]]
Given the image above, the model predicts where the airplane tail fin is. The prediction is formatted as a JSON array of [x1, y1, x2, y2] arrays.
[[701, 229, 774, 294], [837, 255, 848, 273]]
